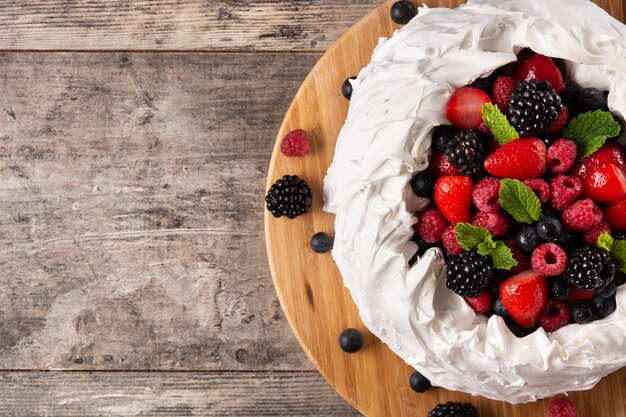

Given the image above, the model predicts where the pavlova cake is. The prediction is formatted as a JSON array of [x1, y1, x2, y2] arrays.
[[323, 0, 626, 404]]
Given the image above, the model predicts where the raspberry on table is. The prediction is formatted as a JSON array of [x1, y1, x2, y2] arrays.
[[472, 177, 501, 213], [442, 226, 463, 255], [547, 107, 570, 133], [538, 300, 571, 333], [562, 198, 603, 231], [414, 208, 448, 244], [547, 139, 577, 174], [280, 129, 310, 157], [531, 243, 567, 276], [548, 396, 579, 417], [492, 76, 518, 113], [583, 221, 611, 246], [523, 179, 550, 204], [550, 175, 582, 210], [471, 211, 510, 238]]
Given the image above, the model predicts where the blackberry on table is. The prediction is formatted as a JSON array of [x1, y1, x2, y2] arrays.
[[443, 130, 487, 179], [507, 80, 563, 137], [428, 402, 479, 417], [265, 175, 313, 219], [564, 246, 615, 290], [446, 251, 493, 298]]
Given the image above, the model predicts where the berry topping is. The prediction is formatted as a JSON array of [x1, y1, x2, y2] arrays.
[[538, 299, 571, 333], [583, 221, 611, 246], [338, 328, 364, 353], [446, 87, 491, 130], [430, 151, 461, 176], [465, 290, 493, 314], [549, 175, 583, 211], [410, 170, 435, 199], [414, 208, 448, 244], [446, 251, 493, 298], [505, 239, 531, 276], [571, 301, 594, 324], [597, 281, 616, 298], [547, 106, 570, 133], [546, 139, 577, 174], [492, 75, 518, 113], [531, 243, 567, 276], [471, 211, 510, 238], [390, 0, 416, 25], [280, 129, 310, 157], [493, 297, 510, 319], [409, 371, 431, 393], [561, 198, 603, 231], [432, 125, 457, 152], [592, 295, 617, 318], [500, 270, 547, 328], [473, 177, 501, 213], [549, 277, 572, 301], [564, 246, 615, 290], [567, 287, 596, 303], [570, 142, 626, 179], [428, 402, 479, 417], [507, 80, 564, 137], [604, 198, 626, 230], [484, 138, 547, 179], [443, 130, 487, 179], [514, 54, 566, 94], [577, 87, 606, 112], [341, 76, 356, 100], [582, 163, 626, 203], [548, 396, 579, 417], [536, 215, 563, 241], [310, 232, 333, 254], [442, 226, 463, 256], [434, 176, 474, 225], [265, 175, 313, 219], [523, 179, 551, 205], [516, 225, 544, 253]]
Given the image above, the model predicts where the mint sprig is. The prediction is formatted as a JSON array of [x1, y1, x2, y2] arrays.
[[499, 179, 542, 224], [610, 240, 626, 274], [481, 103, 519, 146], [597, 232, 614, 252], [453, 223, 518, 270], [562, 110, 621, 161]]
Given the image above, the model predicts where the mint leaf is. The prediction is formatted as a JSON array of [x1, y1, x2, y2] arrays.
[[610, 240, 626, 273], [499, 179, 542, 224], [489, 241, 518, 270], [453, 223, 491, 251], [562, 110, 621, 161], [482, 103, 519, 146], [597, 232, 614, 252], [477, 235, 497, 256]]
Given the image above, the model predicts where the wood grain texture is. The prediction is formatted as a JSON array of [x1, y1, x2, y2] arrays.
[[0, 371, 362, 416], [265, 1, 626, 416]]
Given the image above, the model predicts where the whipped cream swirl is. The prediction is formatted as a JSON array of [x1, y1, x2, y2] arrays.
[[323, 0, 626, 404]]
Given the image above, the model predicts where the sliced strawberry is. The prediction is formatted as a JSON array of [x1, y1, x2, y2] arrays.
[[434, 176, 474, 225], [500, 270, 547, 328], [582, 164, 626, 203], [514, 54, 566, 94], [446, 87, 491, 130], [604, 198, 626, 231], [429, 151, 460, 176], [484, 138, 547, 179], [570, 142, 626, 180], [492, 76, 518, 113]]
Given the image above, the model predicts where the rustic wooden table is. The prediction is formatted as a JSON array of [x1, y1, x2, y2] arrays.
[[0, 1, 377, 415]]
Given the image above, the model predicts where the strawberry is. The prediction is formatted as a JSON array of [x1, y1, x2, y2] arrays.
[[604, 198, 626, 231], [446, 87, 491, 130], [500, 270, 548, 328], [465, 291, 493, 314], [429, 151, 460, 176], [484, 138, 547, 179], [582, 164, 626, 203], [570, 142, 626, 180], [434, 176, 474, 225], [514, 54, 566, 94], [492, 76, 518, 113]]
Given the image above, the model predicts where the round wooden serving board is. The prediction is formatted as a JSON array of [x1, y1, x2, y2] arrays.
[[265, 1, 626, 416]]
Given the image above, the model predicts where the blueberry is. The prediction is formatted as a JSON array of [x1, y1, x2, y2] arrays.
[[410, 171, 435, 198], [549, 277, 572, 301], [310, 232, 333, 254], [339, 328, 364, 353], [571, 302, 594, 324], [615, 271, 626, 287], [577, 87, 606, 112], [537, 216, 562, 241], [432, 125, 457, 152], [493, 298, 510, 319], [409, 371, 431, 393], [561, 80, 579, 106], [516, 225, 544, 253], [342, 77, 356, 100], [592, 295, 617, 318], [390, 1, 416, 24], [597, 281, 616, 298]]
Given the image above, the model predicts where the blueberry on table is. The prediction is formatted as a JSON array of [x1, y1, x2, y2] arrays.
[[342, 76, 356, 100], [390, 1, 416, 25], [339, 328, 364, 353], [310, 232, 333, 254], [409, 370, 431, 393]]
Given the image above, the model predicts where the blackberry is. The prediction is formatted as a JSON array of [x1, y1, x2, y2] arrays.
[[265, 175, 313, 219], [564, 246, 615, 290], [446, 251, 493, 297], [428, 402, 479, 417], [507, 80, 563, 137], [443, 130, 486, 179], [432, 125, 457, 152]]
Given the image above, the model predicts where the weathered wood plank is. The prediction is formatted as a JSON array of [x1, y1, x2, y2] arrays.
[[0, 52, 325, 370], [0, 371, 362, 416]]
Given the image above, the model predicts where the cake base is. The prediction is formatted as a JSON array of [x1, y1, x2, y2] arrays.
[[264, 0, 626, 415]]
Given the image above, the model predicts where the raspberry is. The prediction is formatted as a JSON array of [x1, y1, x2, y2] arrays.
[[567, 287, 596, 303], [531, 243, 567, 277], [538, 300, 571, 333], [505, 239, 531, 276], [562, 199, 603, 231], [550, 175, 582, 210], [547, 106, 570, 133], [465, 290, 493, 314], [523, 179, 550, 204], [414, 208, 448, 243], [583, 221, 611, 246], [548, 397, 579, 417], [280, 129, 310, 157], [547, 139, 577, 174], [472, 211, 510, 238], [442, 226, 463, 255], [430, 151, 460, 176], [492, 76, 518, 113], [472, 177, 501, 213]]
